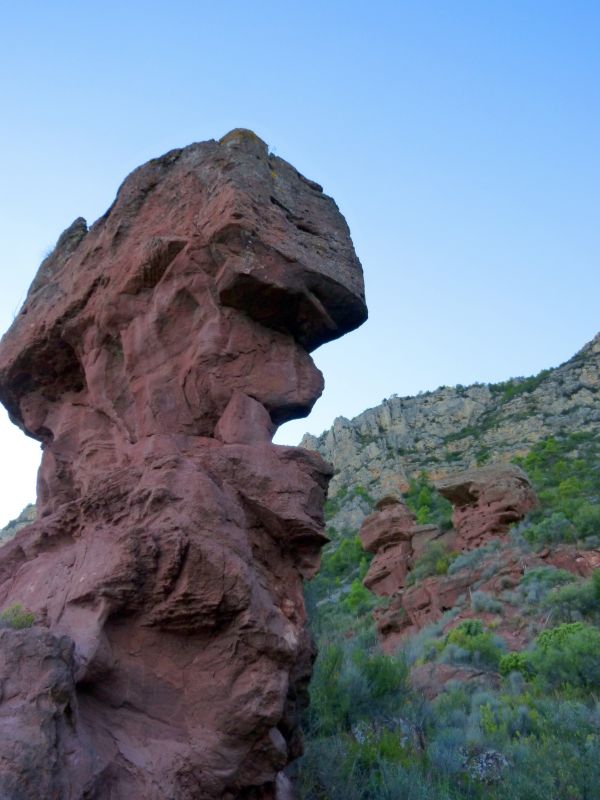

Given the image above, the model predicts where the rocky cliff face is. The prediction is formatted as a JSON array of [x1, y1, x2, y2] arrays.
[[0, 130, 366, 800], [302, 334, 600, 527]]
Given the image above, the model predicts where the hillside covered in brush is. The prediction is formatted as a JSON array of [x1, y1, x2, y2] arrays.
[[297, 335, 600, 800]]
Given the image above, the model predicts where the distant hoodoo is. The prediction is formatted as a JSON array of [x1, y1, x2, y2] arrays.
[[359, 465, 538, 651]]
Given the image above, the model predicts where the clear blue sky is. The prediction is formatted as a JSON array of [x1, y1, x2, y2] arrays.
[[0, 1, 599, 526]]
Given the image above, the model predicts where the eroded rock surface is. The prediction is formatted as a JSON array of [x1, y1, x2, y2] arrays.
[[435, 465, 538, 550], [360, 498, 451, 596], [360, 466, 537, 651], [0, 130, 367, 799]]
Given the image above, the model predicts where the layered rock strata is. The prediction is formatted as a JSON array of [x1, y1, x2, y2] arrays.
[[0, 130, 367, 799]]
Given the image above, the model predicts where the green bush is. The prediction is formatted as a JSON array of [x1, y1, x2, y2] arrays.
[[309, 644, 351, 734], [518, 566, 576, 606], [499, 651, 534, 678], [404, 473, 453, 530], [307, 636, 411, 739], [0, 603, 35, 629], [471, 591, 503, 614], [521, 566, 575, 589], [448, 541, 500, 575], [441, 619, 505, 669], [531, 622, 600, 692], [353, 651, 409, 699], [515, 433, 600, 547], [353, 485, 375, 505], [320, 535, 368, 580], [524, 512, 576, 544], [450, 618, 484, 637], [593, 569, 600, 601], [573, 503, 600, 539], [544, 579, 599, 621], [407, 542, 457, 586], [342, 579, 374, 615], [489, 369, 552, 402], [324, 485, 375, 521]]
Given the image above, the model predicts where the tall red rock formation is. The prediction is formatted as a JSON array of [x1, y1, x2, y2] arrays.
[[360, 497, 447, 596], [0, 130, 367, 799]]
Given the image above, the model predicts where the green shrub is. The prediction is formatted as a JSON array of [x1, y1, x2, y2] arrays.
[[309, 644, 351, 734], [521, 566, 575, 589], [471, 591, 503, 614], [442, 619, 505, 669], [0, 603, 35, 629], [404, 473, 453, 530], [518, 566, 577, 606], [324, 485, 375, 521], [544, 579, 599, 621], [531, 622, 600, 692], [499, 651, 534, 678], [535, 621, 584, 651], [573, 503, 600, 539], [320, 535, 368, 581], [515, 433, 600, 548], [447, 541, 500, 576], [593, 569, 600, 601], [489, 369, 552, 402], [353, 651, 409, 699], [407, 542, 457, 585], [353, 485, 375, 505], [342, 579, 374, 615], [524, 512, 576, 544]]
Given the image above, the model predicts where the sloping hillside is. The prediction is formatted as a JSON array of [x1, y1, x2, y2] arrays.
[[302, 333, 600, 532], [297, 335, 600, 800], [303, 333, 600, 490]]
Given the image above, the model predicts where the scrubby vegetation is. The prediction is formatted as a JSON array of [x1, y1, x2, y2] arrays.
[[298, 606, 600, 799], [406, 542, 457, 585], [404, 473, 453, 529], [514, 431, 600, 546], [298, 430, 600, 799], [488, 368, 553, 403], [0, 603, 34, 629], [325, 484, 375, 522], [438, 619, 505, 669]]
